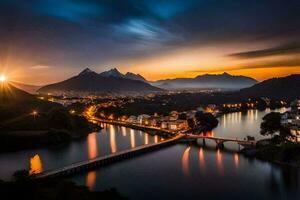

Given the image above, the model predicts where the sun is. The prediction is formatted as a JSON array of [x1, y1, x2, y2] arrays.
[[0, 75, 7, 82]]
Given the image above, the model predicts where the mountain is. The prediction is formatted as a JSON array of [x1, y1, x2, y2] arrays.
[[99, 68, 125, 78], [99, 68, 147, 82], [238, 74, 300, 101], [38, 68, 162, 95], [152, 72, 258, 90], [125, 72, 147, 82], [10, 81, 42, 94]]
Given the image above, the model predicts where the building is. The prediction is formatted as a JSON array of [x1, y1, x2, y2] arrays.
[[127, 115, 137, 124], [290, 127, 300, 143], [291, 100, 300, 111], [161, 120, 188, 131], [169, 111, 179, 121], [137, 114, 151, 125]]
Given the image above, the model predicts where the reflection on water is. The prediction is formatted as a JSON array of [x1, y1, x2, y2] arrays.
[[130, 129, 135, 148], [144, 134, 149, 145], [154, 135, 159, 144], [29, 154, 43, 175], [199, 147, 205, 173], [110, 125, 117, 153], [217, 149, 223, 175], [86, 171, 96, 190], [87, 133, 98, 159], [234, 153, 239, 168], [0, 124, 163, 180], [121, 126, 127, 136], [182, 147, 191, 177], [213, 109, 288, 140]]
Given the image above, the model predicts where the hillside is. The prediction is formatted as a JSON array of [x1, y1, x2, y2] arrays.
[[152, 72, 257, 90], [10, 81, 42, 94], [238, 74, 300, 101], [38, 68, 162, 95], [0, 83, 58, 121], [0, 83, 96, 152]]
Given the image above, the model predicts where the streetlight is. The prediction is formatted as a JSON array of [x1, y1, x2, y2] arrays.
[[31, 110, 38, 120]]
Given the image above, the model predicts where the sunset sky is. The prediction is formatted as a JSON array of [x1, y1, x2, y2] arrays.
[[0, 0, 300, 85]]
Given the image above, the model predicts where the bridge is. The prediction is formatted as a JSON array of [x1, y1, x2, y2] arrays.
[[184, 134, 256, 149], [36, 134, 184, 178]]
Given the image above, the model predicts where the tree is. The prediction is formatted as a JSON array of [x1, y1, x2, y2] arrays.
[[260, 112, 282, 138], [195, 111, 218, 128], [47, 108, 72, 129], [187, 118, 195, 129]]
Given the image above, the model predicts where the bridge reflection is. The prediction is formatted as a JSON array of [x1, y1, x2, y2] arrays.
[[121, 126, 127, 136], [144, 134, 149, 145], [86, 171, 96, 190], [217, 149, 223, 175], [182, 147, 191, 177], [234, 153, 239, 168], [154, 135, 159, 144], [199, 147, 205, 173], [87, 133, 98, 159], [110, 125, 117, 153], [130, 129, 135, 148]]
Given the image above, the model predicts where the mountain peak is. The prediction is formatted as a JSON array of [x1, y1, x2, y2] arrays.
[[125, 72, 147, 82], [99, 68, 125, 78], [79, 68, 95, 76], [222, 72, 230, 76]]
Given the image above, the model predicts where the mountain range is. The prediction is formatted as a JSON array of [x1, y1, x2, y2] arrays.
[[151, 72, 258, 90], [38, 68, 161, 95]]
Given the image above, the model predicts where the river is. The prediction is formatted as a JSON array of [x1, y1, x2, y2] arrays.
[[0, 108, 299, 199]]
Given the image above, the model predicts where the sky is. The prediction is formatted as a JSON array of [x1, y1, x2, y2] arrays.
[[0, 0, 300, 85]]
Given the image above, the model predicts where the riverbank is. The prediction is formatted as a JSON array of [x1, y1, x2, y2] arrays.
[[94, 118, 175, 138], [0, 125, 101, 153], [242, 140, 300, 168]]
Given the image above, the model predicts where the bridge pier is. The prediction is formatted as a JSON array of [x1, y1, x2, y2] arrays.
[[216, 140, 224, 149], [202, 139, 206, 147]]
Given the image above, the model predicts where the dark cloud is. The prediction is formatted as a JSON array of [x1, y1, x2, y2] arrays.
[[229, 43, 300, 59], [0, 0, 300, 70]]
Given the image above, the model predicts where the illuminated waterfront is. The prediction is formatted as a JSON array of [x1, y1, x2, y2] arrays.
[[0, 109, 299, 199]]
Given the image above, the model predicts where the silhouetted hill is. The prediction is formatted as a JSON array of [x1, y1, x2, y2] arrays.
[[152, 72, 257, 90], [238, 74, 300, 101], [125, 72, 147, 82], [0, 83, 60, 122], [38, 68, 162, 95], [10, 81, 42, 94]]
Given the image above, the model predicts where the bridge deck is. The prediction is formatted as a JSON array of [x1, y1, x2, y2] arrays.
[[186, 134, 256, 145], [36, 134, 184, 178]]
